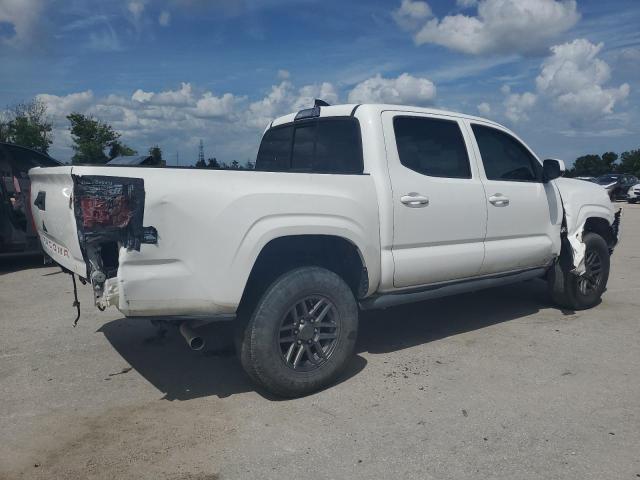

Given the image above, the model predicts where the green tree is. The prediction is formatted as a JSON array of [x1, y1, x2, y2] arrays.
[[230, 160, 240, 169], [67, 113, 135, 164], [618, 150, 640, 177], [207, 157, 220, 169], [108, 141, 137, 159], [571, 154, 608, 177], [1, 99, 53, 153], [149, 145, 163, 163], [601, 151, 619, 172], [195, 157, 206, 168]]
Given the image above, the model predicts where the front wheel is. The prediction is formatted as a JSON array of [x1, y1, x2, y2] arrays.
[[549, 232, 610, 310], [237, 266, 359, 398]]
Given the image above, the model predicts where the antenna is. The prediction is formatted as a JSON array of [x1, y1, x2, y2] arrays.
[[198, 139, 205, 164]]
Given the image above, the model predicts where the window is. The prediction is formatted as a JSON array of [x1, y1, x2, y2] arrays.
[[472, 124, 542, 182], [291, 123, 315, 171], [393, 116, 471, 179], [256, 125, 293, 171], [255, 117, 363, 174], [313, 119, 362, 173]]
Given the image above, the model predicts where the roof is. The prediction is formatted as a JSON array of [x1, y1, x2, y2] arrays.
[[269, 103, 504, 129]]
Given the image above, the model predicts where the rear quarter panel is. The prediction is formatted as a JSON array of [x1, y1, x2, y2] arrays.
[[69, 166, 380, 316]]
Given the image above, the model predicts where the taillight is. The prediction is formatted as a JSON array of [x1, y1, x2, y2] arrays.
[[79, 195, 132, 229]]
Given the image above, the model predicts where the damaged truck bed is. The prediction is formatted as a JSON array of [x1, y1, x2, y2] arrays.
[[29, 103, 621, 397]]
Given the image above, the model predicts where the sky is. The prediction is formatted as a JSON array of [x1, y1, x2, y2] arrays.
[[0, 0, 639, 166]]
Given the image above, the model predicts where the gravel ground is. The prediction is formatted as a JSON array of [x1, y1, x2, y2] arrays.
[[1, 203, 638, 480]]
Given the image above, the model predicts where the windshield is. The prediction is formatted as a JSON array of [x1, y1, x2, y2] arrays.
[[596, 174, 620, 185]]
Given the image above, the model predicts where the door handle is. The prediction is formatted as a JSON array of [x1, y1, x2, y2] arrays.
[[489, 194, 509, 207], [401, 193, 429, 208]]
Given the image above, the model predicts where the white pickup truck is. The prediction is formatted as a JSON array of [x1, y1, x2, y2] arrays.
[[30, 103, 621, 397]]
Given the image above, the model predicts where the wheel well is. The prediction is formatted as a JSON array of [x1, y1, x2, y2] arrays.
[[239, 235, 368, 313], [584, 217, 615, 248]]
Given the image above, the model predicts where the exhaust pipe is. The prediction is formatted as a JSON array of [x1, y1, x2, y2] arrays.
[[179, 322, 205, 351]]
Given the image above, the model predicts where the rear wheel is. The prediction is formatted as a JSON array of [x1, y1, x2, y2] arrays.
[[549, 232, 610, 310], [237, 266, 358, 397]]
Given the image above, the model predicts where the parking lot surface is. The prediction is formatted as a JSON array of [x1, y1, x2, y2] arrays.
[[1, 204, 638, 480]]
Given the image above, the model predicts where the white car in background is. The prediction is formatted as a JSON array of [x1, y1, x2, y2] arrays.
[[627, 183, 640, 203]]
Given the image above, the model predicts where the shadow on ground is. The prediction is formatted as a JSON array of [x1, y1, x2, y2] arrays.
[[99, 278, 551, 401], [0, 254, 49, 275]]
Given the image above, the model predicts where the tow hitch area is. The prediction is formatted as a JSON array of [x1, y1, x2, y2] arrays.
[[72, 175, 156, 307]]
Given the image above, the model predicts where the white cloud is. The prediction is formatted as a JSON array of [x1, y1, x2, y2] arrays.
[[195, 92, 242, 118], [347, 73, 436, 105], [393, 0, 432, 30], [503, 91, 537, 122], [277, 69, 290, 80], [535, 39, 630, 123], [411, 0, 579, 55], [159, 10, 171, 26], [34, 80, 347, 161], [128, 1, 145, 20], [477, 102, 491, 116], [36, 91, 95, 117], [0, 0, 45, 46], [293, 82, 339, 111]]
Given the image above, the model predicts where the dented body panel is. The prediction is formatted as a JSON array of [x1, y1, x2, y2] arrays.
[[29, 104, 620, 319]]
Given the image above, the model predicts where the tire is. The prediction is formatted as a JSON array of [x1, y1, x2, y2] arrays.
[[548, 232, 610, 310], [237, 266, 359, 398]]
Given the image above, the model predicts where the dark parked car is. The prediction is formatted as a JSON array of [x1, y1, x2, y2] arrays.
[[595, 173, 639, 201], [0, 143, 61, 256]]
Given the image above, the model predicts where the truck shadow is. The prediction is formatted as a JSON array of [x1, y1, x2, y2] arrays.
[[99, 279, 551, 401]]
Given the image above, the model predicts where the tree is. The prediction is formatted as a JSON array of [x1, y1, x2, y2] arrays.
[[1, 99, 53, 153], [109, 141, 137, 159], [67, 113, 135, 164], [149, 145, 163, 163], [195, 157, 206, 168], [246, 161, 255, 170], [601, 151, 619, 172], [618, 150, 640, 177], [207, 157, 220, 169], [571, 154, 608, 177], [231, 160, 240, 169]]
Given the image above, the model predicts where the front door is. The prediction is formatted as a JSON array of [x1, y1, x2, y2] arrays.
[[466, 121, 562, 275], [383, 112, 487, 288]]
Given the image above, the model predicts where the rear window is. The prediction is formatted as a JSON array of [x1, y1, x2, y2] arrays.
[[256, 117, 363, 174]]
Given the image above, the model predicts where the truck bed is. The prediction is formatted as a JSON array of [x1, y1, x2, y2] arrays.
[[29, 166, 380, 317]]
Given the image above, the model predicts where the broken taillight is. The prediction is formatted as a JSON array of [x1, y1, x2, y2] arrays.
[[79, 195, 132, 229]]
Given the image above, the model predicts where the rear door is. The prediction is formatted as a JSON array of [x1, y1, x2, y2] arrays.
[[466, 122, 561, 275], [383, 111, 487, 288], [29, 167, 86, 276]]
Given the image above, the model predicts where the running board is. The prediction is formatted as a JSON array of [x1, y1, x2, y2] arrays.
[[359, 267, 547, 310]]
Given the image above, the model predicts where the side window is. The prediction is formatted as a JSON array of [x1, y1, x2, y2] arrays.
[[471, 124, 542, 182], [256, 125, 293, 171], [393, 116, 471, 179]]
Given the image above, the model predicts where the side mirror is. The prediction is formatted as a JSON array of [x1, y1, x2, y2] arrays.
[[542, 159, 564, 182]]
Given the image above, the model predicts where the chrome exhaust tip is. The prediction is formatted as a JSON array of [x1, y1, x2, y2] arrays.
[[179, 322, 205, 351]]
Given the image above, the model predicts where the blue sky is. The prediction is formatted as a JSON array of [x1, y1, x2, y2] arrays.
[[1, 0, 639, 165]]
